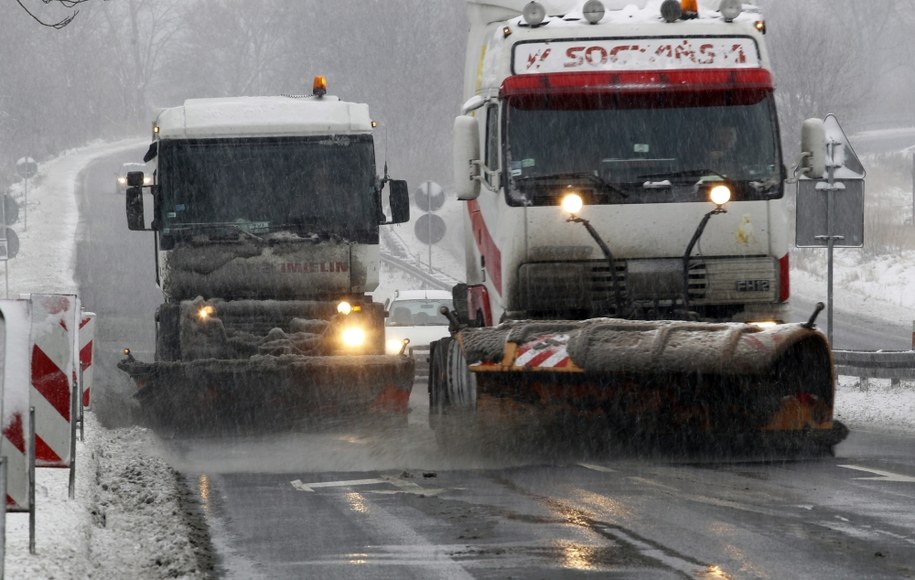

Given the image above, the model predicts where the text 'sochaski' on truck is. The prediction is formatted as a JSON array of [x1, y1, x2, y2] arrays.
[[428, 0, 848, 452]]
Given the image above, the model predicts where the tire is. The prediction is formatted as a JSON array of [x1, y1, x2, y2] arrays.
[[428, 337, 478, 452]]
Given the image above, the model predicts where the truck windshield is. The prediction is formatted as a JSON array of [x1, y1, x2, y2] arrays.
[[504, 90, 782, 207], [157, 135, 379, 242]]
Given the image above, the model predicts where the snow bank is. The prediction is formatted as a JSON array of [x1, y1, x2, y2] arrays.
[[5, 413, 210, 578]]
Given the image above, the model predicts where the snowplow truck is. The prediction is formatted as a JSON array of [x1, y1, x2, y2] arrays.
[[118, 77, 414, 433], [429, 0, 847, 450]]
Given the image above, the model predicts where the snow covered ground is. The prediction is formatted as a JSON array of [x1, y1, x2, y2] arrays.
[[2, 140, 914, 577]]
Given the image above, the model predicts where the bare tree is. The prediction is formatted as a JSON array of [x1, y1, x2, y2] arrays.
[[760, 0, 899, 149]]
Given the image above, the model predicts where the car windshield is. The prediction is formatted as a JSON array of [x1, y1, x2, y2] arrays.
[[504, 89, 782, 206], [156, 135, 380, 243], [387, 299, 451, 326]]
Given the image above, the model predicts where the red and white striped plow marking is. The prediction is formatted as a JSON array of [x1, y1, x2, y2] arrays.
[[29, 294, 77, 468], [514, 333, 572, 368], [80, 312, 96, 409], [1, 299, 34, 511]]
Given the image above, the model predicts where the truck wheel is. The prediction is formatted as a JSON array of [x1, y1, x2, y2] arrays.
[[428, 337, 477, 452]]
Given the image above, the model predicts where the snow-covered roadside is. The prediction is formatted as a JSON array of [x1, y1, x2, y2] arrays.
[[4, 140, 210, 578], [792, 265, 915, 436], [5, 414, 209, 578]]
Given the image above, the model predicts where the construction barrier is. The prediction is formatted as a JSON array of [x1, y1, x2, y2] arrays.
[[80, 311, 96, 409], [28, 294, 78, 468], [0, 299, 34, 512]]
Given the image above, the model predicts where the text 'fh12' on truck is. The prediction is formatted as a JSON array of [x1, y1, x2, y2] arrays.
[[428, 0, 849, 453], [118, 76, 416, 433]]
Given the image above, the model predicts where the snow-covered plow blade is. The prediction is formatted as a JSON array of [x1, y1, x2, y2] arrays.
[[430, 319, 848, 451], [119, 354, 414, 434]]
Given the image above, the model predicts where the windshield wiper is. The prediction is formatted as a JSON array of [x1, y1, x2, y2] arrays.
[[169, 222, 265, 241], [514, 172, 628, 197], [638, 168, 729, 183]]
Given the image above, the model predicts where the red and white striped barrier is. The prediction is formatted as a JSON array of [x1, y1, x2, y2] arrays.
[[29, 294, 78, 468], [1, 299, 34, 511], [80, 312, 96, 409]]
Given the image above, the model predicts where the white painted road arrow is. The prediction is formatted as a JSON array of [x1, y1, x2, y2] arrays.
[[838, 464, 915, 482], [290, 476, 442, 495]]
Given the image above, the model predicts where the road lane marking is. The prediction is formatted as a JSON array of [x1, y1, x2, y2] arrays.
[[291, 478, 389, 492], [838, 464, 915, 482], [578, 463, 617, 473], [291, 476, 434, 494]]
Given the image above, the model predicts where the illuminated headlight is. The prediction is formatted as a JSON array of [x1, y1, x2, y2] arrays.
[[144, 176, 153, 185], [708, 184, 731, 207], [582, 0, 604, 24], [341, 326, 366, 348], [118, 176, 127, 185], [719, 0, 742, 22], [750, 321, 778, 329], [522, 1, 546, 26], [386, 338, 409, 355], [561, 193, 583, 215], [337, 301, 353, 315], [197, 304, 215, 321]]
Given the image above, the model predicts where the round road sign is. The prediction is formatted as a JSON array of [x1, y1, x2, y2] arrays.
[[16, 157, 38, 180], [414, 213, 446, 245], [414, 181, 445, 212], [0, 227, 20, 260]]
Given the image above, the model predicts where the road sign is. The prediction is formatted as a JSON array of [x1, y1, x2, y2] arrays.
[[1, 195, 20, 226], [15, 157, 37, 180], [415, 181, 445, 212], [0, 228, 19, 260], [415, 213, 446, 245], [796, 179, 864, 247]]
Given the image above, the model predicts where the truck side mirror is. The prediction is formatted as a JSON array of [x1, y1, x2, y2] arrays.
[[126, 171, 146, 187], [126, 187, 146, 230], [800, 118, 826, 179], [387, 180, 410, 224], [454, 115, 481, 200]]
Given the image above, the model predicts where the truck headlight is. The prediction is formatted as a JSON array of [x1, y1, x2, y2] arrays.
[[337, 301, 353, 315], [386, 338, 409, 355], [197, 304, 215, 321], [341, 326, 366, 348], [561, 193, 583, 216], [708, 184, 731, 208]]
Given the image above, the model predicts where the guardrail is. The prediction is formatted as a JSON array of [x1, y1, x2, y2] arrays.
[[833, 349, 915, 383]]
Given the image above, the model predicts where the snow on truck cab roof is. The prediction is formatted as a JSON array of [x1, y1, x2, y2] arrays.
[[153, 95, 374, 139]]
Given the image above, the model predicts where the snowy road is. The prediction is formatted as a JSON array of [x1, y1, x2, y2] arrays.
[[68, 146, 915, 578], [164, 414, 915, 579]]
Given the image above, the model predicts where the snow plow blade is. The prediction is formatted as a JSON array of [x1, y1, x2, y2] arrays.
[[430, 319, 847, 450], [119, 354, 415, 434]]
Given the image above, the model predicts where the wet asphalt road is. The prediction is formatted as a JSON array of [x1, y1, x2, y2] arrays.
[[77, 148, 915, 579]]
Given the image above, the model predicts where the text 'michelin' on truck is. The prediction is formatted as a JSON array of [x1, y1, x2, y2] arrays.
[[428, 0, 848, 452], [118, 76, 416, 433]]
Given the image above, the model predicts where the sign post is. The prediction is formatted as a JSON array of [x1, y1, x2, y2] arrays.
[[414, 181, 446, 274], [15, 157, 36, 231], [796, 114, 866, 344]]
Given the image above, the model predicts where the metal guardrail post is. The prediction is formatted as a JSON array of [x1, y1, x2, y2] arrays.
[[69, 383, 78, 499], [29, 406, 35, 555]]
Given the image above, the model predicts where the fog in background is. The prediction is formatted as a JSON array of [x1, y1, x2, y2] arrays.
[[2, 0, 914, 192]]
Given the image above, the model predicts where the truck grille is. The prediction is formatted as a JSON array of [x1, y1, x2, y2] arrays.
[[588, 256, 775, 311]]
